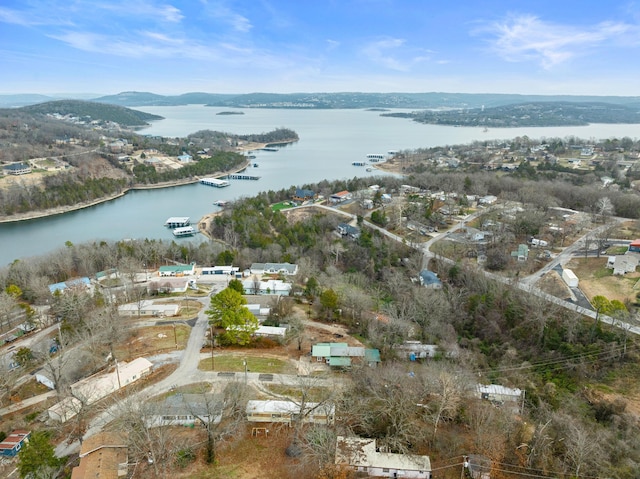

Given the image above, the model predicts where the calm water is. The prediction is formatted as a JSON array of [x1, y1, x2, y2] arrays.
[[1, 105, 639, 266]]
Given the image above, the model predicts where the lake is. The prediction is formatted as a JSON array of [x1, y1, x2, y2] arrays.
[[1, 105, 639, 266]]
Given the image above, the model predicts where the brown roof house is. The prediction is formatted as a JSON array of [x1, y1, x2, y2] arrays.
[[71, 432, 128, 479]]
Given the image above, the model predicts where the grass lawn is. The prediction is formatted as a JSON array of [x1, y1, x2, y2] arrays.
[[567, 257, 640, 304], [198, 354, 294, 374], [271, 201, 294, 212]]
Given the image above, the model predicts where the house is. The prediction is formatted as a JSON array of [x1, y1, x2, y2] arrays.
[[0, 430, 30, 457], [246, 400, 335, 426], [249, 262, 298, 276], [48, 277, 92, 295], [71, 432, 128, 479], [3, 162, 32, 176], [201, 265, 240, 276], [337, 223, 361, 240], [335, 436, 431, 479], [292, 188, 316, 203], [177, 153, 193, 163], [510, 244, 529, 262], [394, 341, 439, 360], [361, 199, 374, 209], [117, 300, 180, 317], [312, 342, 381, 367], [475, 384, 524, 413], [149, 277, 193, 294], [330, 190, 352, 203], [609, 255, 639, 275], [49, 358, 154, 421], [463, 227, 488, 242], [629, 239, 640, 254], [478, 195, 497, 205], [147, 393, 223, 427], [254, 325, 288, 339], [241, 278, 292, 296], [418, 270, 443, 289], [158, 262, 196, 277]]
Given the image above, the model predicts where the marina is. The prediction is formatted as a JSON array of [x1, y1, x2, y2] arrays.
[[226, 174, 260, 180], [200, 178, 230, 187], [366, 153, 386, 162], [164, 216, 190, 228], [352, 161, 367, 166], [172, 226, 196, 237]]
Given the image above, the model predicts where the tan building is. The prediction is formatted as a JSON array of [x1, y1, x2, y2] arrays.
[[71, 432, 128, 479]]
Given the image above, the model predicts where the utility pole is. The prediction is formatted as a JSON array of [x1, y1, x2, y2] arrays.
[[243, 358, 248, 384], [210, 325, 215, 371], [173, 323, 178, 349]]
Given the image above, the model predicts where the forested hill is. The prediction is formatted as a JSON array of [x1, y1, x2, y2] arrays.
[[17, 100, 163, 126], [383, 101, 640, 127]]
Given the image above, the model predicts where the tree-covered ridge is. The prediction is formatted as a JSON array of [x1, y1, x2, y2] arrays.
[[187, 127, 298, 147], [17, 100, 163, 126], [383, 101, 640, 127], [132, 151, 245, 184], [88, 90, 640, 110]]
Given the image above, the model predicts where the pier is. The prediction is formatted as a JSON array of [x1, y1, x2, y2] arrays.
[[226, 174, 260, 180]]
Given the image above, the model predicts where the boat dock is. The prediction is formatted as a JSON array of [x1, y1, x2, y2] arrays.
[[226, 174, 260, 180], [172, 226, 196, 237], [200, 178, 230, 187], [164, 216, 190, 228], [352, 161, 366, 166]]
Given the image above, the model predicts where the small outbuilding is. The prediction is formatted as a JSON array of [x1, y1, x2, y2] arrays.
[[0, 430, 31, 457]]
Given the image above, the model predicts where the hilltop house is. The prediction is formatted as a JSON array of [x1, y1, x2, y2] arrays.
[[419, 270, 443, 289], [337, 223, 361, 240], [48, 277, 92, 295], [330, 190, 352, 203], [158, 262, 196, 277], [335, 436, 431, 479], [292, 188, 317, 203], [3, 162, 32, 176]]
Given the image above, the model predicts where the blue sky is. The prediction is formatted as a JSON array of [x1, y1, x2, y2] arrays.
[[2, 0, 640, 96]]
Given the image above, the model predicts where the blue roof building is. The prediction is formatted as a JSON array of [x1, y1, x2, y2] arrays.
[[419, 270, 442, 289]]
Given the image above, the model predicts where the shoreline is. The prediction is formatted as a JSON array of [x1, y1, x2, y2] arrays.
[[0, 159, 252, 224]]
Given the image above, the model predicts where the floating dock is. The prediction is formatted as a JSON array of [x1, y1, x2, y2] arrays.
[[164, 216, 190, 228], [226, 174, 260, 180], [200, 178, 230, 187], [172, 226, 196, 237], [352, 161, 366, 166]]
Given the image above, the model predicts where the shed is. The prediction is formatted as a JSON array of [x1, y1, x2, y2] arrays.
[[562, 269, 579, 288]]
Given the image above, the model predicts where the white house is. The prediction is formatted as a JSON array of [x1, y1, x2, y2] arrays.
[[246, 400, 335, 426], [118, 300, 180, 317], [146, 393, 223, 427], [608, 255, 639, 275], [241, 278, 291, 296], [335, 436, 431, 479], [394, 341, 439, 360], [149, 277, 194, 293], [49, 357, 154, 421], [254, 325, 288, 339], [249, 262, 298, 276]]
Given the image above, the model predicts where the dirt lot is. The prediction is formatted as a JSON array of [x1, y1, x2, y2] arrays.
[[115, 324, 191, 360], [566, 257, 640, 304]]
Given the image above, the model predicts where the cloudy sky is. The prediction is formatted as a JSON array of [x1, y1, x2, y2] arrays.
[[2, 0, 640, 96]]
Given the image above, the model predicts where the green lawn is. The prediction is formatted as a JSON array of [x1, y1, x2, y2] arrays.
[[271, 201, 294, 212], [198, 354, 294, 374]]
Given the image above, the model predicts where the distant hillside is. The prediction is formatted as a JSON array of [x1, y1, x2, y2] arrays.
[[382, 101, 640, 127], [89, 91, 640, 110], [19, 100, 163, 126]]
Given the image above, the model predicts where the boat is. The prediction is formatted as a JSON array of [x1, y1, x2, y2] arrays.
[[214, 200, 228, 207], [352, 161, 366, 166], [253, 163, 259, 167], [164, 216, 190, 228], [366, 167, 373, 172], [172, 226, 196, 237]]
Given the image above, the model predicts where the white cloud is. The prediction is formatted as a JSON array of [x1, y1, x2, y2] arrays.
[[480, 14, 632, 69], [362, 38, 409, 71], [0, 6, 74, 26]]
